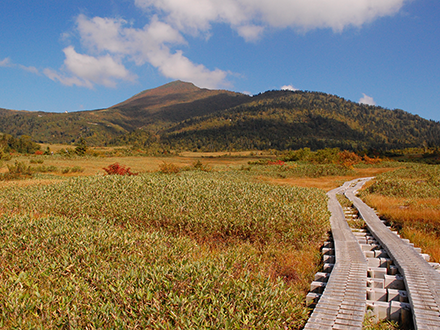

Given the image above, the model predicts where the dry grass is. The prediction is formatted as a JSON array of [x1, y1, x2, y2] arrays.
[[363, 194, 440, 262], [255, 168, 397, 191], [0, 172, 330, 328], [6, 147, 270, 177]]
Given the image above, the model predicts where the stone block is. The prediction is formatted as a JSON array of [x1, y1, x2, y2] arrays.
[[314, 272, 330, 282], [310, 281, 327, 294], [368, 267, 387, 279], [374, 249, 388, 258], [364, 251, 375, 258], [322, 247, 335, 255], [367, 257, 380, 267], [429, 262, 440, 271], [421, 253, 430, 262], [306, 292, 321, 306], [322, 241, 334, 248], [367, 278, 384, 289], [387, 289, 408, 303], [366, 288, 387, 302], [367, 301, 389, 320], [323, 255, 335, 264], [323, 263, 334, 273], [387, 265, 398, 275], [384, 274, 405, 290], [361, 243, 380, 251], [379, 258, 392, 268]]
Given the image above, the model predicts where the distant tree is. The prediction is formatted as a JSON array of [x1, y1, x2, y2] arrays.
[[0, 134, 40, 154], [75, 138, 88, 156]]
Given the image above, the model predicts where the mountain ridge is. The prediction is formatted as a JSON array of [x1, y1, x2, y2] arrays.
[[0, 81, 439, 151]]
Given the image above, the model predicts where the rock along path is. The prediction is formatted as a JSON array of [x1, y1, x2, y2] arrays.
[[304, 177, 440, 329]]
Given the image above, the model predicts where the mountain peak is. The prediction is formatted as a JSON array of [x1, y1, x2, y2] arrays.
[[132, 80, 202, 99], [156, 80, 202, 93], [110, 80, 207, 109]]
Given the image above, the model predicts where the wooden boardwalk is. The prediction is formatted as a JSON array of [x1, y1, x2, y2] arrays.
[[304, 180, 367, 329], [346, 178, 440, 330], [305, 178, 440, 329]]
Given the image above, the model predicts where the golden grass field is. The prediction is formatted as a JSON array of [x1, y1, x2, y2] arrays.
[[1, 145, 437, 329], [363, 194, 440, 262]]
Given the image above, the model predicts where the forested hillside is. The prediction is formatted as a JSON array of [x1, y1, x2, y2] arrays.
[[157, 90, 440, 151], [1, 81, 439, 151]]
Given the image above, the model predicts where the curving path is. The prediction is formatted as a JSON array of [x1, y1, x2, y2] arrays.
[[304, 177, 440, 329], [346, 178, 440, 329]]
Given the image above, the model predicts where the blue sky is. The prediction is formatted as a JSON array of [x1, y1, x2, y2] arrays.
[[1, 0, 439, 121]]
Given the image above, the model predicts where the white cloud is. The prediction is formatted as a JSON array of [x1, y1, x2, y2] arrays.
[[1, 57, 40, 74], [45, 0, 407, 89], [236, 25, 265, 42], [44, 46, 136, 88], [71, 14, 229, 89], [281, 84, 298, 91], [359, 93, 376, 106], [44, 67, 93, 88], [18, 64, 39, 74], [0, 58, 11, 67], [135, 0, 407, 36]]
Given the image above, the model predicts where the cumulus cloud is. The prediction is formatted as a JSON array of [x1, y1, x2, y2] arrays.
[[359, 93, 376, 106], [44, 46, 136, 88], [281, 84, 298, 91], [135, 0, 407, 36], [70, 14, 229, 89], [45, 0, 407, 89]]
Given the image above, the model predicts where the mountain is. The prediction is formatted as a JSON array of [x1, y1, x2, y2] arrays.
[[0, 81, 249, 145], [1, 81, 439, 151], [158, 90, 440, 151]]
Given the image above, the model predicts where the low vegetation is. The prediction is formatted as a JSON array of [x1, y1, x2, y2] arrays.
[[0, 170, 330, 328], [0, 142, 437, 328], [361, 164, 440, 262]]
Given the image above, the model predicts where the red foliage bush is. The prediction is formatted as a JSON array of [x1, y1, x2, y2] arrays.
[[267, 160, 285, 166], [103, 163, 138, 176], [34, 150, 44, 155], [338, 150, 362, 168], [363, 155, 382, 165]]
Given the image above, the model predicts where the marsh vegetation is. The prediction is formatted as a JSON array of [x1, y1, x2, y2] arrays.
[[0, 146, 437, 328]]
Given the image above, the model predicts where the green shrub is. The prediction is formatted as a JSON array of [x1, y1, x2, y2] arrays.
[[61, 166, 85, 174], [0, 161, 32, 180], [30, 165, 58, 173]]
